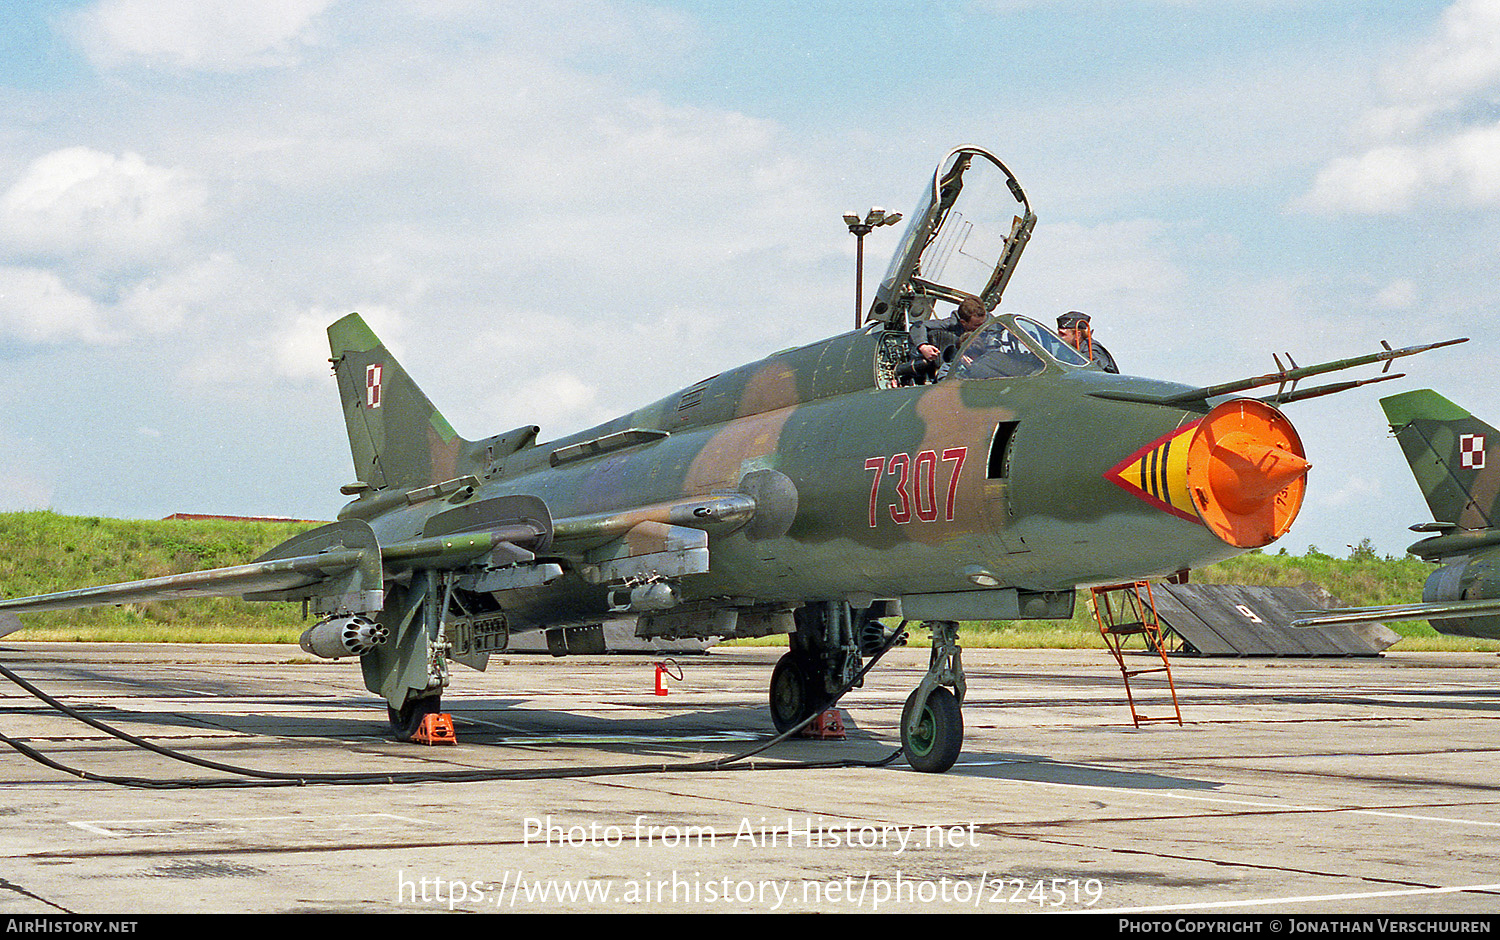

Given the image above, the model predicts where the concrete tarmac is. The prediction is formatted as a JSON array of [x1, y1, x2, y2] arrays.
[[1, 641, 1498, 915]]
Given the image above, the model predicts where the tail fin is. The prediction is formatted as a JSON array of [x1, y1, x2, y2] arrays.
[[1380, 389, 1496, 530], [328, 313, 468, 491]]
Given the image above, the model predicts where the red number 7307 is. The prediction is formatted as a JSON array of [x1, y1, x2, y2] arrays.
[[865, 447, 967, 527]]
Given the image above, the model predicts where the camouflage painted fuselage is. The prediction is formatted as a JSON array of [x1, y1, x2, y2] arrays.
[[337, 322, 1242, 632]]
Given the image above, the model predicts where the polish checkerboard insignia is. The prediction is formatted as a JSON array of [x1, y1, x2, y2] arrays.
[[1461, 433, 1485, 469], [366, 364, 383, 409]]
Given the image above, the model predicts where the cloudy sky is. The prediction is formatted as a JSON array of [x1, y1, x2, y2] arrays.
[[0, 0, 1495, 559]]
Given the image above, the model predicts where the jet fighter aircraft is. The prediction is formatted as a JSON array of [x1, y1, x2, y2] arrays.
[[1291, 390, 1500, 638], [0, 147, 1461, 772]]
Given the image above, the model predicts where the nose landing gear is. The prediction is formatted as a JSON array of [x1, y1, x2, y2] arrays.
[[900, 620, 966, 773]]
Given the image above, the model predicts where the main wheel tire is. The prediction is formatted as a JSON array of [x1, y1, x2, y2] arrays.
[[388, 694, 442, 741], [901, 686, 963, 773], [769, 651, 826, 734]]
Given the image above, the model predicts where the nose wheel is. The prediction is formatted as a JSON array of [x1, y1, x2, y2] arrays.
[[902, 686, 963, 773], [901, 620, 966, 773]]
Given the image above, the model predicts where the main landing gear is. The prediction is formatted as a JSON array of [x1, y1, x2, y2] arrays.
[[769, 602, 868, 734], [769, 606, 967, 773], [769, 649, 828, 734], [388, 693, 442, 741]]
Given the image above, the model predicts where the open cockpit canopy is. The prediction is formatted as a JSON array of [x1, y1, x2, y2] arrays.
[[869, 146, 1035, 327]]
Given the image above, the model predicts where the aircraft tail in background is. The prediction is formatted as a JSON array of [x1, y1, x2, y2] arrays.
[[1380, 389, 1497, 533]]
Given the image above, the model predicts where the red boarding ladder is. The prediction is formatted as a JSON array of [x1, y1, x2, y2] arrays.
[[1087, 582, 1182, 728]]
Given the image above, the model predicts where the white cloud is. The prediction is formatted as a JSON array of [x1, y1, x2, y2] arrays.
[[177, 304, 408, 387], [0, 266, 115, 345], [1384, 0, 1500, 105], [1300, 120, 1500, 213], [1301, 0, 1500, 214], [0, 147, 206, 264], [115, 254, 251, 335], [93, 15, 845, 429], [0, 5, 840, 432], [1374, 278, 1418, 309], [269, 305, 409, 383], [1300, 147, 1430, 214], [73, 0, 337, 71], [268, 312, 341, 383], [1001, 218, 1188, 336], [0, 250, 247, 349], [485, 372, 603, 437]]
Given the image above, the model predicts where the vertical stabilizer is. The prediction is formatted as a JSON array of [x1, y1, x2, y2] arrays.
[[1380, 389, 1497, 530], [328, 313, 469, 491]]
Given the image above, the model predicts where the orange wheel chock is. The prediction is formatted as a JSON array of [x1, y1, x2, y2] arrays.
[[413, 712, 457, 745], [800, 708, 846, 740]]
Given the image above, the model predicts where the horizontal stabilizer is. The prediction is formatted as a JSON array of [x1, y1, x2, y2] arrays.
[[1290, 597, 1500, 630]]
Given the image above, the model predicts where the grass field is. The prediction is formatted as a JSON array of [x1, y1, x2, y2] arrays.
[[0, 512, 1494, 652]]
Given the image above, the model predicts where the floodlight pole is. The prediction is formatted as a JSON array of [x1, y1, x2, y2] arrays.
[[849, 222, 872, 330], [844, 208, 900, 331]]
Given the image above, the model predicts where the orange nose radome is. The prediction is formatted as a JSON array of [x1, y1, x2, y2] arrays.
[[1187, 399, 1309, 548], [1206, 432, 1312, 513]]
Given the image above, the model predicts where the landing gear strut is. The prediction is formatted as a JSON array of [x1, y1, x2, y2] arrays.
[[769, 602, 864, 733], [901, 620, 966, 773], [368, 572, 451, 742]]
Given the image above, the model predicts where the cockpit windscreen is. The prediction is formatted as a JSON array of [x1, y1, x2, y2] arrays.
[[1011, 317, 1090, 366], [950, 321, 1046, 380]]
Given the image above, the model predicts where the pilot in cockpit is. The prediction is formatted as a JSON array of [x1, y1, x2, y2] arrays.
[[949, 318, 1045, 380], [902, 296, 986, 384]]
